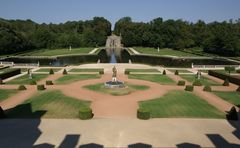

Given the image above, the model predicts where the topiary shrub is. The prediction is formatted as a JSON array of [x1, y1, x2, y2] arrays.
[[185, 85, 194, 91], [79, 107, 94, 120], [46, 80, 53, 85], [226, 106, 238, 120], [162, 70, 166, 75], [223, 78, 229, 86], [0, 78, 3, 85], [99, 70, 104, 75], [29, 80, 37, 85], [125, 70, 130, 75], [49, 69, 54, 75], [37, 84, 45, 91], [18, 85, 27, 90], [62, 69, 68, 75], [175, 70, 179, 75], [193, 79, 203, 86], [203, 85, 212, 92], [236, 86, 240, 92], [137, 108, 150, 120], [0, 106, 6, 119], [177, 80, 185, 86]]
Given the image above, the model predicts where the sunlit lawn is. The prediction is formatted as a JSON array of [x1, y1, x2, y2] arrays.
[[128, 74, 175, 85]]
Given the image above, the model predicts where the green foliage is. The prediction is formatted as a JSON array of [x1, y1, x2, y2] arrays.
[[223, 79, 230, 86], [49, 69, 54, 75], [99, 70, 104, 75], [162, 70, 166, 75], [37, 85, 45, 91], [18, 85, 27, 90], [63, 69, 68, 75], [226, 106, 238, 120], [175, 70, 179, 75], [137, 108, 150, 120], [193, 79, 203, 86], [0, 78, 3, 84], [185, 85, 194, 91], [29, 80, 37, 85], [225, 66, 236, 75], [79, 107, 93, 120], [177, 80, 185, 86], [46, 80, 53, 85], [236, 69, 240, 73], [125, 70, 130, 75], [203, 85, 212, 92]]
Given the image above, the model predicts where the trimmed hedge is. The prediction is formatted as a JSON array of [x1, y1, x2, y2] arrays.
[[99, 70, 104, 75], [125, 70, 130, 75], [185, 85, 194, 91], [175, 70, 179, 75], [29, 80, 37, 85], [0, 106, 6, 119], [62, 69, 68, 75], [193, 79, 203, 86], [37, 85, 45, 90], [46, 80, 53, 85], [223, 79, 229, 86], [18, 85, 27, 90], [226, 106, 238, 120], [177, 80, 185, 86], [203, 85, 212, 92], [162, 70, 166, 75], [49, 69, 54, 74], [79, 107, 93, 120], [208, 70, 240, 85], [137, 108, 150, 120], [0, 78, 3, 84], [0, 68, 21, 80]]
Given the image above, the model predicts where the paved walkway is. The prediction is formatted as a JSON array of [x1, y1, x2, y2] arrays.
[[88, 48, 99, 54]]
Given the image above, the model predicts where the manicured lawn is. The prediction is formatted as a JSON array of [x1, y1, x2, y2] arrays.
[[139, 90, 225, 118], [214, 91, 240, 106], [55, 74, 101, 84], [167, 69, 192, 73], [134, 47, 200, 57], [6, 74, 49, 85], [0, 89, 18, 102], [128, 74, 175, 85], [6, 90, 90, 118], [35, 68, 61, 72], [125, 69, 160, 73], [69, 68, 103, 72], [18, 47, 93, 56], [179, 75, 221, 86], [84, 83, 149, 96]]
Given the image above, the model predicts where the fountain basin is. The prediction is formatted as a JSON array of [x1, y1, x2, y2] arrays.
[[105, 81, 125, 88]]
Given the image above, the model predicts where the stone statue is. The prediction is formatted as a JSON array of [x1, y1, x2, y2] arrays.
[[29, 69, 33, 79], [196, 71, 201, 79], [112, 66, 117, 82]]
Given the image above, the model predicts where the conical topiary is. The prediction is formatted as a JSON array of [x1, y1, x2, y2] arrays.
[[0, 78, 3, 84], [162, 70, 166, 75], [49, 69, 54, 75], [226, 106, 238, 120], [175, 70, 179, 75], [223, 78, 229, 86], [63, 69, 68, 75]]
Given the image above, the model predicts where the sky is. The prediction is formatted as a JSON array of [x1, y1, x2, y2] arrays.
[[0, 0, 240, 27]]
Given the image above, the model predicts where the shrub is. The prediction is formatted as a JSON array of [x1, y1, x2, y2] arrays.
[[46, 80, 53, 85], [236, 86, 240, 92], [185, 85, 194, 91], [236, 69, 240, 73], [226, 106, 238, 120], [0, 78, 3, 84], [162, 70, 166, 75], [29, 80, 37, 85], [175, 70, 179, 75], [223, 79, 229, 86], [62, 69, 68, 75], [203, 85, 212, 92], [125, 70, 130, 75], [137, 108, 150, 120], [0, 106, 6, 119], [177, 80, 185, 86], [37, 85, 45, 90], [79, 107, 93, 120], [224, 66, 235, 75], [18, 85, 27, 90], [208, 70, 240, 85], [49, 69, 54, 75], [193, 79, 203, 86], [0, 68, 21, 80], [99, 70, 104, 75]]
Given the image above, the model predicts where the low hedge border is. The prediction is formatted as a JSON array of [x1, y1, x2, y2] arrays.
[[137, 108, 150, 120], [0, 68, 21, 80], [208, 70, 240, 85], [185, 85, 194, 91]]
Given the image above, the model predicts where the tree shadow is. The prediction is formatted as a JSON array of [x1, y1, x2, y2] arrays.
[[128, 143, 152, 148], [176, 142, 200, 148], [206, 134, 240, 148], [59, 134, 80, 148]]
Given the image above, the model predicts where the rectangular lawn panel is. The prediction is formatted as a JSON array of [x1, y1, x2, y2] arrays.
[[55, 74, 101, 84], [139, 90, 224, 118], [167, 69, 192, 73], [125, 69, 160, 73], [6, 74, 49, 85], [0, 89, 18, 102], [35, 68, 61, 72], [128, 74, 175, 85], [180, 75, 221, 86], [214, 91, 240, 106], [69, 68, 103, 72], [6, 90, 90, 118]]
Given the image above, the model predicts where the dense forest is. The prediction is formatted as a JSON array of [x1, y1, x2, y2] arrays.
[[114, 17, 240, 56], [0, 17, 240, 56], [0, 17, 111, 55]]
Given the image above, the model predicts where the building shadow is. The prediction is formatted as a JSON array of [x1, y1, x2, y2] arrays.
[[206, 134, 240, 148], [128, 143, 152, 148], [79, 143, 103, 148], [176, 142, 200, 148], [227, 110, 240, 139], [59, 134, 80, 148]]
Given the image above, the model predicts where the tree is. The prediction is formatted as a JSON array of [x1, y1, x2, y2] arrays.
[[225, 66, 235, 75]]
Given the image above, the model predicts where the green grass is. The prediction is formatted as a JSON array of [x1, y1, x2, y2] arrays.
[[139, 90, 225, 118], [214, 91, 240, 106], [179, 75, 221, 86], [83, 83, 149, 96], [0, 89, 18, 102], [6, 90, 90, 118], [35, 68, 61, 72], [167, 69, 192, 73], [128, 74, 175, 85], [135, 47, 200, 57], [125, 69, 160, 73], [69, 68, 103, 72], [55, 74, 101, 84], [18, 47, 93, 56], [6, 74, 49, 85]]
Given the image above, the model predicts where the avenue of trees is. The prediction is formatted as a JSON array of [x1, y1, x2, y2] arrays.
[[114, 17, 240, 56], [0, 17, 111, 55]]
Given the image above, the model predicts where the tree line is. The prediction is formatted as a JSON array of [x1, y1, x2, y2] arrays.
[[0, 17, 111, 55], [114, 17, 240, 56]]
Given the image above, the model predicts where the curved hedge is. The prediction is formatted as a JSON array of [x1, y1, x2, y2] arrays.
[[29, 80, 37, 85], [18, 85, 27, 90], [177, 80, 185, 86], [203, 85, 212, 92], [46, 80, 53, 85], [193, 79, 203, 86], [79, 107, 94, 120], [137, 108, 150, 120], [37, 85, 45, 91], [185, 85, 194, 91]]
